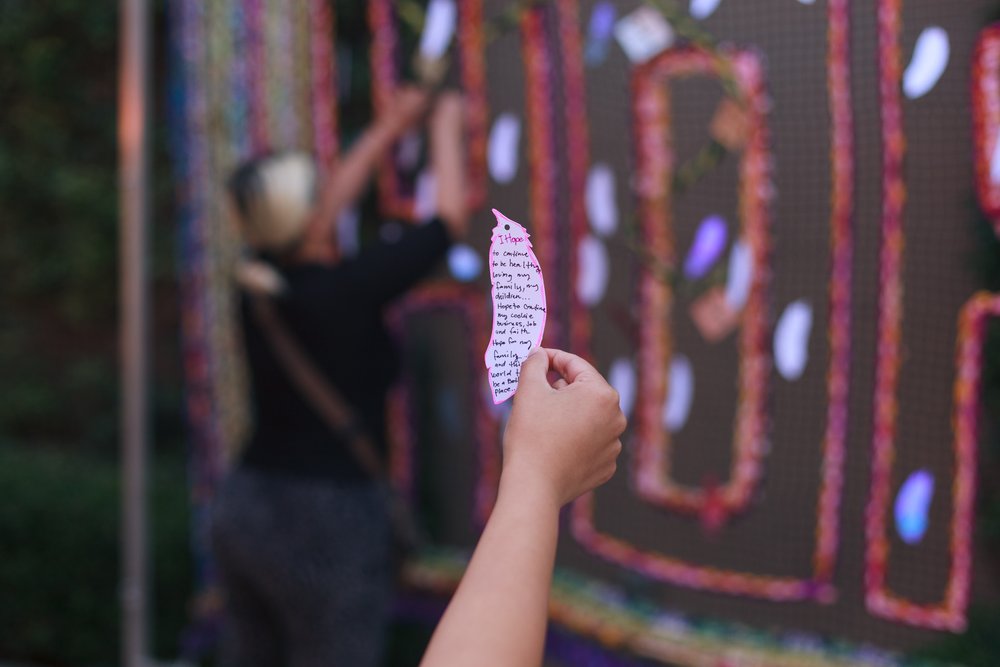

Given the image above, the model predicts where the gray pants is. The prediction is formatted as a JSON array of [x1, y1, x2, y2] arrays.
[[210, 468, 392, 667]]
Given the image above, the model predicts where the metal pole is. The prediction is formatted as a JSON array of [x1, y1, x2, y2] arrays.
[[119, 0, 151, 664]]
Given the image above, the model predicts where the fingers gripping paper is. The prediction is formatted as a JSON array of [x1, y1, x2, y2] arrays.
[[485, 209, 547, 403]]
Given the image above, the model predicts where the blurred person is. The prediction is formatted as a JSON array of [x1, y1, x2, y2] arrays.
[[421, 347, 626, 667], [209, 87, 468, 667]]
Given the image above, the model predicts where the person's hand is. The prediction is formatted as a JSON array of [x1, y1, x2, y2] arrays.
[[501, 348, 626, 508], [381, 85, 432, 136]]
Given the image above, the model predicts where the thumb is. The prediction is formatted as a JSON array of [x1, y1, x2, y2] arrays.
[[516, 347, 550, 394]]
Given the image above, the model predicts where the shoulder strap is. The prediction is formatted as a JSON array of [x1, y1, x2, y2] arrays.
[[249, 295, 386, 480]]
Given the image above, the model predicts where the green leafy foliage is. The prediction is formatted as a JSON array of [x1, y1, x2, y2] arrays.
[[0, 0, 179, 451], [0, 0, 119, 318], [0, 443, 193, 665], [0, 1, 190, 663]]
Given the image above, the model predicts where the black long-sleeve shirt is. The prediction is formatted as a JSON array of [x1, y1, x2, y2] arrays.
[[239, 218, 451, 482]]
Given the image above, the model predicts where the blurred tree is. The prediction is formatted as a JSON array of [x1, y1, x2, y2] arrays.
[[0, 0, 181, 452], [0, 1, 191, 664], [0, 443, 193, 664]]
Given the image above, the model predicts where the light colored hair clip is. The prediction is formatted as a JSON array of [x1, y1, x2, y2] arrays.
[[235, 257, 288, 296]]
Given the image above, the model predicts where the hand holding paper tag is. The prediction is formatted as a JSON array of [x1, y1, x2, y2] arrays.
[[414, 0, 457, 86], [485, 209, 547, 403]]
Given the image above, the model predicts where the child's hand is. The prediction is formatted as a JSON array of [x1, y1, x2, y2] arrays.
[[502, 348, 626, 508]]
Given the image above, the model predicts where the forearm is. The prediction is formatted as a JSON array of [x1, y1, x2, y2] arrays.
[[314, 119, 399, 230], [420, 347, 626, 667], [430, 104, 468, 239], [420, 466, 560, 667]]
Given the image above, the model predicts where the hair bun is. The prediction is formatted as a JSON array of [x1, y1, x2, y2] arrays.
[[231, 152, 317, 253]]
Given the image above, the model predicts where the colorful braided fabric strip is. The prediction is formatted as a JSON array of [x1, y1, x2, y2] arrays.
[[387, 284, 501, 527], [571, 0, 853, 600], [863, 0, 978, 632], [628, 47, 772, 524], [972, 24, 1000, 237], [401, 548, 903, 667]]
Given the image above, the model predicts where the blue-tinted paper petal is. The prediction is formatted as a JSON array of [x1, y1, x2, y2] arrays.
[[683, 215, 728, 279], [584, 2, 616, 66], [895, 469, 934, 545]]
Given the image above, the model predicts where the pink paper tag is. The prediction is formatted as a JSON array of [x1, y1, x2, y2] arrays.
[[485, 209, 547, 403]]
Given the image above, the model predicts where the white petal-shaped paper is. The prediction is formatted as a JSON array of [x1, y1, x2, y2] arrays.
[[608, 358, 636, 418], [724, 239, 753, 309], [683, 215, 728, 279], [576, 235, 610, 306], [614, 6, 675, 64], [895, 469, 934, 545], [418, 0, 457, 60], [689, 0, 721, 20], [486, 210, 547, 403], [413, 169, 437, 221], [774, 300, 813, 380], [584, 2, 616, 66], [903, 27, 949, 100], [488, 114, 521, 184], [662, 355, 694, 432], [585, 164, 618, 237], [485, 380, 514, 421], [448, 244, 482, 282], [990, 136, 1000, 184]]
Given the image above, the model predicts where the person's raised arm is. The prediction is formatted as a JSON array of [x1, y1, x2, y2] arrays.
[[312, 86, 431, 235], [310, 94, 471, 305], [420, 348, 626, 667], [428, 91, 469, 240]]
